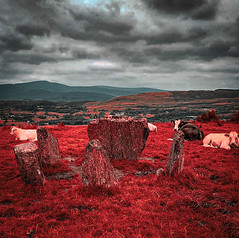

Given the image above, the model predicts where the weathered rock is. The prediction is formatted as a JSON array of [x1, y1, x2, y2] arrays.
[[14, 142, 45, 186], [81, 139, 118, 187], [87, 117, 150, 160], [37, 127, 61, 167], [167, 130, 185, 176]]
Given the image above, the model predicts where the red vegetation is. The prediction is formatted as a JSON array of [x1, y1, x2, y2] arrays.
[[20, 123, 38, 129], [229, 111, 239, 123], [196, 110, 221, 124], [85, 92, 174, 111], [0, 122, 239, 237], [57, 122, 65, 128]]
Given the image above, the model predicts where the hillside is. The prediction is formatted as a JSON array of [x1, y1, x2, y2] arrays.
[[0, 89, 238, 126], [0, 81, 164, 101], [85, 90, 239, 122], [0, 122, 238, 237]]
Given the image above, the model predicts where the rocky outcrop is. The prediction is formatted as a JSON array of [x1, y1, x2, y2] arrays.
[[81, 139, 118, 187], [88, 117, 150, 160], [167, 131, 185, 176], [14, 142, 45, 186], [37, 127, 61, 166]]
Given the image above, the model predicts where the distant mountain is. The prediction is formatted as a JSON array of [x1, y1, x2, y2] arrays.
[[0, 81, 165, 101]]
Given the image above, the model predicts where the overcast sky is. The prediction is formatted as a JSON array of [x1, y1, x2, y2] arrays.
[[0, 0, 238, 90]]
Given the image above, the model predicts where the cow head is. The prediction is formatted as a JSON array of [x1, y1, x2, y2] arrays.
[[172, 120, 186, 131], [225, 131, 239, 148], [148, 123, 157, 132], [10, 126, 17, 135]]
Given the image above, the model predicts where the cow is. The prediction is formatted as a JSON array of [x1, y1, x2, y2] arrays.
[[148, 123, 157, 132], [10, 126, 37, 141], [203, 131, 239, 150], [171, 120, 204, 141]]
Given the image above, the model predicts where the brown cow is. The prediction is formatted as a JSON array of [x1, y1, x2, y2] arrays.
[[172, 120, 204, 141]]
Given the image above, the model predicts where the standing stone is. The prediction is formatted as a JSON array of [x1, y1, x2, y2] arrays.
[[81, 139, 118, 187], [87, 117, 150, 160], [37, 127, 60, 167], [167, 130, 185, 176], [14, 142, 45, 186]]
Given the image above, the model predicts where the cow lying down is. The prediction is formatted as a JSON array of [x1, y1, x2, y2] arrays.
[[203, 131, 239, 150], [148, 123, 157, 132], [10, 126, 37, 141], [172, 120, 204, 141]]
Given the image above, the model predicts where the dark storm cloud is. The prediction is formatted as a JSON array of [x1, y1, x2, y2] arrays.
[[143, 0, 220, 20], [143, 0, 206, 13], [10, 0, 134, 40], [4, 0, 136, 45], [191, 0, 219, 20], [144, 27, 208, 45], [16, 25, 50, 37], [0, 0, 238, 90], [111, 46, 149, 64], [63, 7, 136, 43], [0, 51, 58, 81], [8, 0, 59, 24], [144, 41, 235, 61], [3, 52, 58, 65], [72, 49, 99, 60], [0, 34, 32, 52], [0, 0, 53, 52], [0, 61, 30, 80]]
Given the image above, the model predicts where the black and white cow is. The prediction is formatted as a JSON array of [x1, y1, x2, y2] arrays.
[[171, 120, 204, 141]]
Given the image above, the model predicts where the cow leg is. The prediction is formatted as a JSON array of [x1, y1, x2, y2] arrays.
[[220, 142, 231, 150], [203, 144, 216, 148]]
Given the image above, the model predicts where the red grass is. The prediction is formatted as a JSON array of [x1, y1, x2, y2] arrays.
[[0, 122, 239, 237]]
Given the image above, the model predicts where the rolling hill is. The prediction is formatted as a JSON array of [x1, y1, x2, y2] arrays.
[[0, 81, 165, 101]]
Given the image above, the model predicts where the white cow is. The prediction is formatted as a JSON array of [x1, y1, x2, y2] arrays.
[[203, 131, 239, 150], [148, 123, 157, 132], [10, 126, 37, 141]]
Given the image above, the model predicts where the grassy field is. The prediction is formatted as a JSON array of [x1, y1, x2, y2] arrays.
[[0, 121, 238, 237]]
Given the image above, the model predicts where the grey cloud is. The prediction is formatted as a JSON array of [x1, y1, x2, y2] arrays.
[[144, 40, 236, 61], [143, 0, 206, 13], [0, 62, 31, 80], [16, 25, 50, 37], [72, 50, 99, 60], [3, 52, 58, 65], [112, 47, 149, 64], [143, 0, 220, 20], [8, 0, 136, 44], [105, 1, 121, 16], [0, 0, 238, 90], [8, 0, 59, 24], [68, 8, 136, 42], [191, 0, 219, 20], [0, 34, 32, 52], [144, 27, 208, 45]]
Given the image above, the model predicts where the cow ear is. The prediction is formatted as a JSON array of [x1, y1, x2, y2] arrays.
[[225, 134, 229, 137], [171, 120, 174, 124]]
